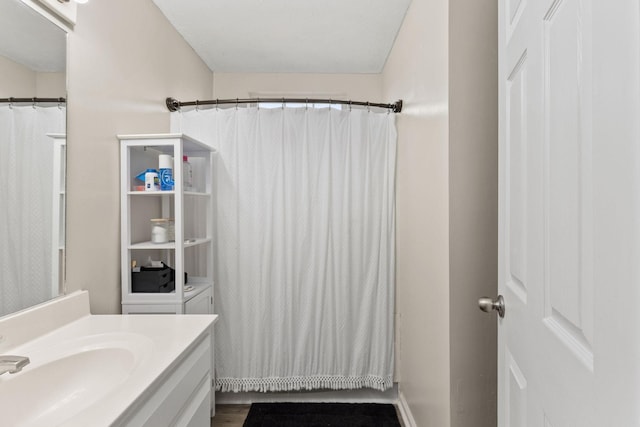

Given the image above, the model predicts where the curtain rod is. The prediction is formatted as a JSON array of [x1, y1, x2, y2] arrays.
[[0, 97, 66, 105], [166, 97, 403, 113]]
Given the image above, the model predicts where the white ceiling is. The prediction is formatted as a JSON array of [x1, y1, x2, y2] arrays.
[[152, 0, 411, 74], [0, 0, 66, 72]]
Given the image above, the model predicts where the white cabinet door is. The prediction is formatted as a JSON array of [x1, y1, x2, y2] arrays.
[[185, 288, 213, 314], [497, 0, 640, 425]]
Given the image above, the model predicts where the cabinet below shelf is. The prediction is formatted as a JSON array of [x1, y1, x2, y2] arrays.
[[126, 280, 210, 301], [122, 282, 213, 314]]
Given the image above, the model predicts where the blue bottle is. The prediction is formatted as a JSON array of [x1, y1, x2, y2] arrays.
[[158, 154, 174, 191]]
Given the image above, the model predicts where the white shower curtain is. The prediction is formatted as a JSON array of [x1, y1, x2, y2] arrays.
[[175, 106, 396, 392], [0, 106, 65, 316]]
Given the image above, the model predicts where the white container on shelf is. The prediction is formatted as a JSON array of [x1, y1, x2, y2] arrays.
[[150, 218, 170, 243], [144, 169, 159, 191]]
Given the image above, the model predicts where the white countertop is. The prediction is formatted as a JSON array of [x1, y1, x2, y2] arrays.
[[0, 291, 218, 427]]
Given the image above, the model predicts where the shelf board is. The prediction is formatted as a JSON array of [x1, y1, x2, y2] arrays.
[[129, 237, 212, 250], [184, 281, 211, 301], [117, 133, 216, 153], [184, 191, 211, 197], [128, 190, 175, 196], [127, 190, 211, 197]]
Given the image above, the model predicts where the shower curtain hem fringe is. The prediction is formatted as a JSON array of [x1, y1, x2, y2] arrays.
[[215, 375, 393, 393]]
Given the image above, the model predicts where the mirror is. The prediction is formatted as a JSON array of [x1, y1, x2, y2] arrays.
[[0, 0, 67, 316]]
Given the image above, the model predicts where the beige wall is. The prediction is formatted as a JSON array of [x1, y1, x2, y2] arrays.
[[65, 0, 212, 314], [0, 56, 36, 97], [449, 0, 498, 426], [0, 55, 64, 97], [36, 72, 65, 97], [212, 72, 382, 101], [382, 0, 499, 425], [382, 0, 451, 425]]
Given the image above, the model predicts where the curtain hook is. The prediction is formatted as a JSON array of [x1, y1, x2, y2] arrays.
[[349, 100, 352, 112], [195, 100, 199, 111], [215, 99, 219, 111], [236, 98, 239, 110], [257, 97, 260, 110], [282, 97, 285, 110], [8, 97, 13, 109], [305, 98, 308, 110], [367, 102, 370, 113], [32, 97, 37, 109]]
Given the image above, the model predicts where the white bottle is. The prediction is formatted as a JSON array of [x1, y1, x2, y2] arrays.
[[183, 155, 193, 191], [144, 169, 159, 191]]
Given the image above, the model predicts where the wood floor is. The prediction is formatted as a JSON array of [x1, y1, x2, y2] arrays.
[[211, 405, 251, 427], [210, 404, 406, 427]]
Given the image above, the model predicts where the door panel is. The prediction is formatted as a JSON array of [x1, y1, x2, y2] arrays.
[[499, 0, 640, 425], [505, 350, 527, 426], [506, 51, 528, 303], [495, 0, 635, 425], [543, 0, 595, 363]]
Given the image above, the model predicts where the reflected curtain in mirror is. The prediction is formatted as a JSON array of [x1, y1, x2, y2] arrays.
[[0, 105, 65, 315]]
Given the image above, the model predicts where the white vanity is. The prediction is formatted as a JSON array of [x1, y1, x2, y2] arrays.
[[0, 291, 217, 427]]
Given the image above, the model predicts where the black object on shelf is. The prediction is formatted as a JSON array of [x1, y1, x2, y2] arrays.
[[132, 263, 175, 293]]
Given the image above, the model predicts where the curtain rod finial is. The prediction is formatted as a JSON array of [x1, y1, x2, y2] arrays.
[[393, 100, 403, 113], [166, 97, 181, 112]]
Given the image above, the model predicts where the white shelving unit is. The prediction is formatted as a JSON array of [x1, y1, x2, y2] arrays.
[[119, 134, 215, 314], [49, 133, 66, 298]]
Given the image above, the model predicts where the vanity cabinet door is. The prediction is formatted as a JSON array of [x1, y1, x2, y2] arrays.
[[116, 334, 212, 427]]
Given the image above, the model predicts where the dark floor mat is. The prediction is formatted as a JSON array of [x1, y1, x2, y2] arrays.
[[242, 402, 402, 427]]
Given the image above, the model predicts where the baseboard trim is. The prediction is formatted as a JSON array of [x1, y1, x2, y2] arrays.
[[216, 384, 398, 404], [396, 391, 417, 427]]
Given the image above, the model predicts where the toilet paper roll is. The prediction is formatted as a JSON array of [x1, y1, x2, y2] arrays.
[[159, 154, 172, 170]]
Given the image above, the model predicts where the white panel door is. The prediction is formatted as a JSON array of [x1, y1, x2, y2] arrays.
[[497, 0, 640, 425]]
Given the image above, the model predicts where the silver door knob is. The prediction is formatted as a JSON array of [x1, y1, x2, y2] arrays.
[[478, 295, 505, 318]]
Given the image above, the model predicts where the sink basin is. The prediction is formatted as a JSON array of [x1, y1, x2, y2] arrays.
[[0, 333, 152, 427]]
